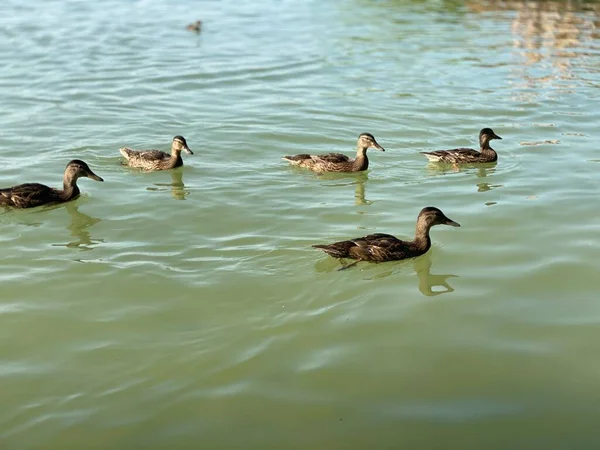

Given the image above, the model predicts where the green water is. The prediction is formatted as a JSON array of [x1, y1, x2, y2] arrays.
[[2, 0, 600, 448]]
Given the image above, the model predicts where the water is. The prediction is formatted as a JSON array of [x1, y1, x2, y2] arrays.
[[1, 0, 600, 448]]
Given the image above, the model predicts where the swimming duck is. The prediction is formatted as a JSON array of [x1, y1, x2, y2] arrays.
[[186, 20, 202, 33], [420, 128, 502, 164], [0, 160, 104, 209], [119, 136, 193, 171], [313, 207, 460, 268], [282, 133, 385, 173]]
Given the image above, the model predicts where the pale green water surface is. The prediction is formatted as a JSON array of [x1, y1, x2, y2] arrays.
[[1, 0, 600, 448]]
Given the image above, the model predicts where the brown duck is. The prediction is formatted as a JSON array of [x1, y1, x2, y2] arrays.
[[420, 128, 502, 164], [0, 160, 104, 209], [186, 20, 202, 33], [282, 133, 385, 173], [313, 207, 460, 268], [119, 136, 193, 171]]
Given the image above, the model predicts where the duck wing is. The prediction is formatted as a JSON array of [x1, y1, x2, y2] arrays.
[[283, 153, 350, 163], [283, 152, 352, 171], [313, 233, 408, 261], [348, 233, 410, 261], [354, 233, 401, 246], [420, 148, 481, 163], [120, 148, 170, 162], [0, 183, 59, 208], [315, 153, 351, 163]]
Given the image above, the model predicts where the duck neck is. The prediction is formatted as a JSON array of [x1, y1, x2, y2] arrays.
[[169, 150, 184, 169], [60, 175, 80, 201], [412, 221, 432, 254], [352, 147, 369, 171], [479, 144, 497, 161]]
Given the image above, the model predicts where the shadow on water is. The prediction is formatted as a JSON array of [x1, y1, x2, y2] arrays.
[[147, 169, 189, 200], [52, 202, 103, 251]]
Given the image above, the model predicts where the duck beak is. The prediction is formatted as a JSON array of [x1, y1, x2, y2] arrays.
[[184, 146, 193, 155], [492, 133, 502, 140], [87, 170, 104, 182], [372, 142, 385, 152], [444, 217, 460, 227]]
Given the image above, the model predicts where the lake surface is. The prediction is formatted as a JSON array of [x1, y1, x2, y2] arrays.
[[1, 0, 600, 448]]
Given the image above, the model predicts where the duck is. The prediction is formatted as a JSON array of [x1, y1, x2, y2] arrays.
[[0, 160, 104, 209], [186, 20, 202, 33], [420, 128, 502, 164], [119, 136, 193, 171], [282, 133, 385, 173], [313, 207, 460, 269]]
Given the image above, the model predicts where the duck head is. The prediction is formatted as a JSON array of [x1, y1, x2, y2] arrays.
[[357, 133, 385, 152], [172, 135, 193, 154], [65, 160, 104, 182], [418, 206, 460, 228], [479, 128, 502, 147]]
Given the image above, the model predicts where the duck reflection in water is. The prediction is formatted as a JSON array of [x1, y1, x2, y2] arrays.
[[354, 174, 372, 206], [54, 203, 103, 251], [314, 246, 457, 296], [147, 169, 189, 200], [474, 166, 503, 193], [414, 252, 458, 297], [426, 163, 503, 194], [318, 172, 372, 206]]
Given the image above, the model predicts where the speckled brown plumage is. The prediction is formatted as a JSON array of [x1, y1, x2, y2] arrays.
[[283, 133, 385, 173], [421, 128, 502, 164], [0, 160, 104, 209], [120, 136, 193, 171], [313, 207, 460, 265]]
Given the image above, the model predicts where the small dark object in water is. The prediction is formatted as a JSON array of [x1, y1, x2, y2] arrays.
[[186, 20, 202, 33]]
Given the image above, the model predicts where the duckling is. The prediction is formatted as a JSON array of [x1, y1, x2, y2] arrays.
[[0, 160, 104, 209], [119, 136, 193, 171], [420, 128, 502, 164], [186, 20, 202, 33], [313, 207, 460, 268], [283, 133, 385, 173]]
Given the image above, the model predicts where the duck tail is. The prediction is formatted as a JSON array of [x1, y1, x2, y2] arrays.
[[119, 147, 134, 159], [283, 154, 311, 162], [312, 244, 346, 258], [420, 151, 443, 162]]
